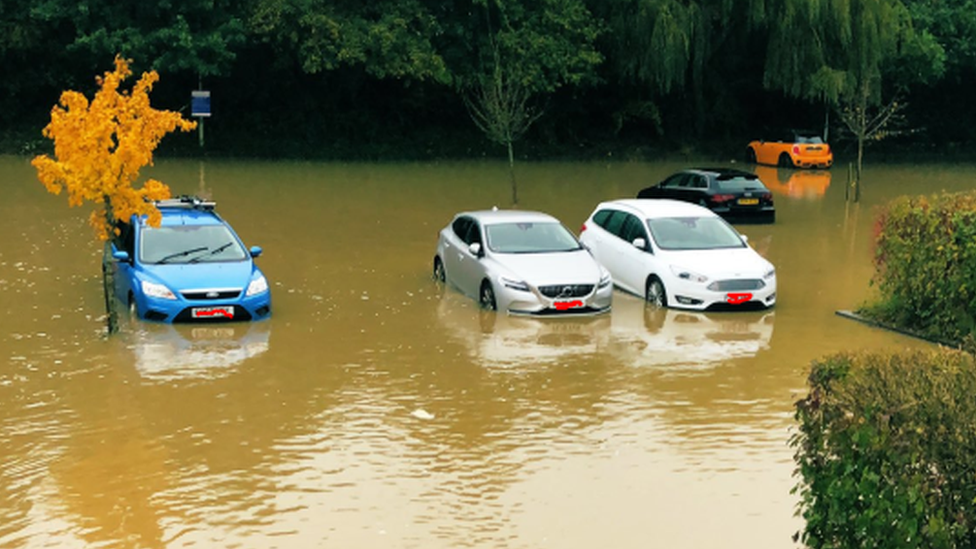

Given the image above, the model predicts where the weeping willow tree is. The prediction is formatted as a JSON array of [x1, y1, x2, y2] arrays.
[[761, 0, 945, 198], [599, 0, 765, 137]]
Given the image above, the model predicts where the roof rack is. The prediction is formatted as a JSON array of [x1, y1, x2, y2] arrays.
[[154, 195, 216, 211]]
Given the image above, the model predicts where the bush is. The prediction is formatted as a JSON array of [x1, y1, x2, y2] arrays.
[[792, 350, 976, 548], [864, 191, 976, 344]]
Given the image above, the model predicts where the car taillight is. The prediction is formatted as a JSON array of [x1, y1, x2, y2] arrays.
[[762, 192, 773, 202], [792, 145, 800, 154], [711, 194, 735, 203]]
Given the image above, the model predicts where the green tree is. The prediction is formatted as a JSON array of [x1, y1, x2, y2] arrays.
[[456, 0, 603, 204], [761, 0, 945, 193]]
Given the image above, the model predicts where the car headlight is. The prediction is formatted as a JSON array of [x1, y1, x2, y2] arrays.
[[142, 280, 176, 300], [669, 265, 708, 283], [598, 271, 612, 289], [499, 276, 530, 292], [246, 275, 269, 296], [763, 268, 776, 280]]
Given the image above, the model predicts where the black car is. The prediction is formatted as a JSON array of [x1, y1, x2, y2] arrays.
[[637, 167, 775, 223]]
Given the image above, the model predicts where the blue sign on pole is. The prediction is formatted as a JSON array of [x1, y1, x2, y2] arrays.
[[191, 91, 211, 118]]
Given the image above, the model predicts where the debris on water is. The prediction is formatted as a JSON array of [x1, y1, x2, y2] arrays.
[[411, 408, 435, 420]]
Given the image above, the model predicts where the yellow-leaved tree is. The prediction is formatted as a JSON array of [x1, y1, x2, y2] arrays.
[[32, 55, 196, 239], [32, 56, 196, 333]]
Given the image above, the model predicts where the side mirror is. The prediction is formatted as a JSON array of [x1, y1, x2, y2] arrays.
[[250, 246, 263, 258], [632, 237, 646, 250], [468, 242, 483, 257], [112, 250, 130, 262]]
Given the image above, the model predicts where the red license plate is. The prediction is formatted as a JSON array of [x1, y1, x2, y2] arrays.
[[192, 306, 235, 319], [554, 300, 584, 311], [725, 293, 752, 305]]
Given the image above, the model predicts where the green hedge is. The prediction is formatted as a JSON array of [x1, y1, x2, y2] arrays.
[[865, 191, 976, 344], [792, 350, 976, 548]]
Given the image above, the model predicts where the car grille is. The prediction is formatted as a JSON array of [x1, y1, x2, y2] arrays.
[[181, 289, 242, 300], [538, 284, 594, 298], [707, 279, 765, 291]]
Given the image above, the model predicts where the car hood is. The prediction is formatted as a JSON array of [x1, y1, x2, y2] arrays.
[[663, 247, 772, 278], [141, 261, 256, 291], [491, 249, 602, 286]]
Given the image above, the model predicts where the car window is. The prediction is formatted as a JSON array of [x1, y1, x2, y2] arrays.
[[715, 175, 766, 191], [692, 176, 708, 189], [603, 210, 627, 237], [140, 224, 248, 264], [592, 209, 613, 227], [452, 217, 471, 241], [619, 214, 647, 243], [661, 174, 685, 189], [485, 222, 581, 253], [647, 216, 746, 251], [465, 220, 483, 246]]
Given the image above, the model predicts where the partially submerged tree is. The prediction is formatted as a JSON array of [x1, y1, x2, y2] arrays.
[[32, 56, 196, 332], [458, 0, 603, 205]]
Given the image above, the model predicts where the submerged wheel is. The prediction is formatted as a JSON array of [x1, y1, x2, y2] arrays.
[[433, 257, 446, 282], [479, 281, 497, 311], [778, 153, 794, 168], [645, 276, 667, 308], [746, 147, 757, 164], [127, 293, 139, 318]]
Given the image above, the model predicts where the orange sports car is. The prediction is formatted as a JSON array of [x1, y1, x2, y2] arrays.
[[746, 130, 833, 169]]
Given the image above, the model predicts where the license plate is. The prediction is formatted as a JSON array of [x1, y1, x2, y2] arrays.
[[726, 293, 753, 305], [554, 300, 584, 311], [191, 306, 235, 319], [738, 198, 759, 205]]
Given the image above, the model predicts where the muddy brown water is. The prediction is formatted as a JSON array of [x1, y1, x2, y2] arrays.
[[1, 154, 973, 548]]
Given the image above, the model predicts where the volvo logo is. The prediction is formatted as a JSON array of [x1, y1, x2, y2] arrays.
[[206, 291, 220, 298], [559, 286, 574, 298]]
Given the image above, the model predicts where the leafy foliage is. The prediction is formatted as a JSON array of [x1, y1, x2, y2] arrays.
[[863, 191, 976, 343], [793, 350, 976, 548], [32, 57, 197, 240]]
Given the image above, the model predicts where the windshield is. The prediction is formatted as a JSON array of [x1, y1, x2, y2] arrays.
[[647, 216, 746, 251], [140, 225, 248, 264], [485, 221, 582, 253]]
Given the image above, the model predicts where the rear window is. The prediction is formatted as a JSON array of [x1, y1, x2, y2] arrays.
[[715, 175, 765, 191]]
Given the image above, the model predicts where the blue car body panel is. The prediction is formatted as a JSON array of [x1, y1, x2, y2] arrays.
[[111, 201, 271, 323]]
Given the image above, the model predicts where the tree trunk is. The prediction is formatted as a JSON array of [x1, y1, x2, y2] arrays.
[[102, 242, 119, 335], [507, 139, 518, 205]]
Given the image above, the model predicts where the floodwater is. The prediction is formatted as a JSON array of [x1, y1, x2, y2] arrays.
[[1, 154, 972, 548]]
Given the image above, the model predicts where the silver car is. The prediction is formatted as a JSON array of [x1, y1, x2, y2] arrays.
[[434, 209, 612, 315]]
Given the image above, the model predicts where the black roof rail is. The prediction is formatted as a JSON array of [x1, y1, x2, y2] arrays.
[[154, 195, 216, 211]]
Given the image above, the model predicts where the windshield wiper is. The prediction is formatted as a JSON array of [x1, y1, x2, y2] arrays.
[[188, 242, 236, 263], [157, 246, 208, 264]]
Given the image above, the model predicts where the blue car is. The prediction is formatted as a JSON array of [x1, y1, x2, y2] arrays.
[[110, 196, 271, 322]]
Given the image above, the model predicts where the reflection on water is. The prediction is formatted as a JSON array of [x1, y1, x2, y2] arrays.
[[436, 289, 610, 367], [608, 292, 774, 369], [124, 321, 271, 381], [753, 165, 831, 199]]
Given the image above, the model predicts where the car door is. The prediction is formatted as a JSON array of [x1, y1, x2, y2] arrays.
[[615, 213, 654, 294], [454, 219, 486, 298], [442, 216, 471, 286]]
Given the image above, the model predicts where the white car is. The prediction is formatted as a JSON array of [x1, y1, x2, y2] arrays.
[[579, 199, 776, 310], [434, 209, 613, 315]]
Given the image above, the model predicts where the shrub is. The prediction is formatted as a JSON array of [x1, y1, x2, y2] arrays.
[[792, 350, 976, 548], [865, 191, 976, 344]]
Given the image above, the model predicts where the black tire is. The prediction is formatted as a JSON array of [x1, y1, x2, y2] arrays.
[[746, 147, 757, 164], [433, 257, 446, 282], [479, 281, 497, 311], [645, 276, 667, 308], [778, 153, 794, 168]]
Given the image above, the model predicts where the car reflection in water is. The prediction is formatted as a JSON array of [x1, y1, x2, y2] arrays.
[[608, 292, 774, 369], [124, 320, 270, 381], [753, 165, 831, 199], [436, 289, 610, 368]]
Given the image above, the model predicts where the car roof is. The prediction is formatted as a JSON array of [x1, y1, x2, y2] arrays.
[[685, 167, 759, 179], [595, 199, 719, 218], [459, 209, 560, 225], [151, 206, 225, 227]]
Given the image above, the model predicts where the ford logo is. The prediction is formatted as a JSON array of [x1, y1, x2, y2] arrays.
[[206, 291, 219, 298]]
